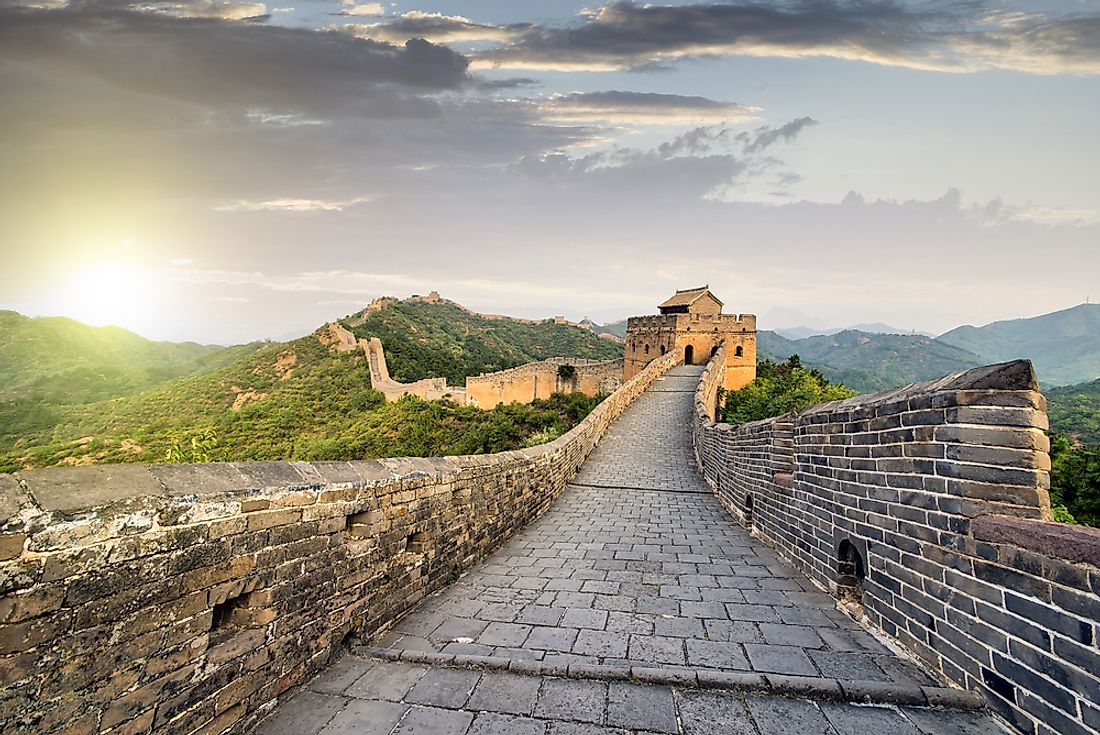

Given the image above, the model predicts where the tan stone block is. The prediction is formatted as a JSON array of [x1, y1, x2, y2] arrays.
[[0, 534, 25, 561], [182, 555, 256, 592], [246, 509, 300, 531], [240, 499, 270, 512]]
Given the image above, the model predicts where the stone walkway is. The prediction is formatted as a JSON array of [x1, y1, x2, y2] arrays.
[[255, 366, 1007, 735]]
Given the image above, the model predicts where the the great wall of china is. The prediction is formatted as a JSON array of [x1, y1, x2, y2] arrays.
[[2, 290, 1099, 735], [693, 342, 1100, 735], [0, 350, 681, 735]]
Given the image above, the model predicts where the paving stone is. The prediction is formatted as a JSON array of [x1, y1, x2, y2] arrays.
[[900, 707, 1009, 735], [758, 623, 825, 649], [743, 694, 836, 735], [345, 661, 427, 701], [433, 617, 489, 642], [468, 712, 547, 735], [534, 677, 607, 724], [573, 630, 627, 658], [546, 724, 621, 735], [560, 609, 608, 631], [606, 681, 677, 734], [744, 644, 818, 676], [309, 655, 374, 695], [404, 667, 481, 709], [392, 705, 474, 735], [808, 650, 889, 681], [628, 635, 686, 665], [516, 606, 565, 626], [478, 622, 532, 648], [819, 703, 922, 735], [256, 691, 345, 735], [685, 639, 750, 670], [526, 627, 579, 652], [466, 671, 541, 715], [318, 700, 408, 735], [676, 690, 756, 735]]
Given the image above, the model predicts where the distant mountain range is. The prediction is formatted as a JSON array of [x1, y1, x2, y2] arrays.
[[773, 323, 934, 340]]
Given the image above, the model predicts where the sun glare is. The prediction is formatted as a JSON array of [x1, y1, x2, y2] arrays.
[[59, 265, 154, 330]]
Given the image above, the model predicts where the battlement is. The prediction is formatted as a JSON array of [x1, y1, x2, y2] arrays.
[[466, 358, 623, 408]]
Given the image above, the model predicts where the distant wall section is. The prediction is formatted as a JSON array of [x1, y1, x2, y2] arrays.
[[466, 358, 624, 408], [365, 337, 466, 404]]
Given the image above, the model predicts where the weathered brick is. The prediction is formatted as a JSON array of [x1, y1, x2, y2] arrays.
[[246, 509, 301, 531]]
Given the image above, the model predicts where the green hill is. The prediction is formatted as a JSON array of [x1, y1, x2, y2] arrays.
[[0, 300, 619, 471], [341, 299, 622, 385], [757, 329, 985, 394], [937, 304, 1100, 386], [0, 310, 238, 403], [1046, 380, 1100, 445]]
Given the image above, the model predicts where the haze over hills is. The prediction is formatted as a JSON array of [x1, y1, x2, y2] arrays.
[[773, 323, 935, 340], [937, 303, 1100, 387]]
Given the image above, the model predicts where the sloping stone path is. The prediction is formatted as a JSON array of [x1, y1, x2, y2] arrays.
[[255, 366, 1008, 735]]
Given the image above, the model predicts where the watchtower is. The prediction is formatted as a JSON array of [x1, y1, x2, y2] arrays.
[[624, 286, 756, 390]]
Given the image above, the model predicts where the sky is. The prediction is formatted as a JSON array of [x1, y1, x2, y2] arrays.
[[1, 0, 1098, 344]]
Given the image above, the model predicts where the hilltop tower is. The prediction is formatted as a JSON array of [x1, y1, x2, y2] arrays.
[[624, 286, 756, 390]]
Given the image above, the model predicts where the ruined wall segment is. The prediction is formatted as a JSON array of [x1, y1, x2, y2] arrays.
[[693, 349, 1100, 735], [365, 337, 466, 404], [465, 358, 623, 408], [0, 350, 680, 735]]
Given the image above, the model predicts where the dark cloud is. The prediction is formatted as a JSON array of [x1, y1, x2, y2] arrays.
[[0, 4, 471, 120], [466, 1, 1100, 75]]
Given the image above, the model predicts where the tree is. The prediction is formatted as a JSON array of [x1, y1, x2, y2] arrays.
[[719, 355, 856, 424], [1048, 432, 1100, 527]]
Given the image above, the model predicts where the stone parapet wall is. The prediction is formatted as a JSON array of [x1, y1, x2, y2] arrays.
[[465, 358, 624, 408], [365, 337, 465, 403], [0, 350, 681, 735], [693, 349, 1099, 735]]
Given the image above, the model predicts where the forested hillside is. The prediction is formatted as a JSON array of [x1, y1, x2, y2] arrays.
[[758, 330, 985, 393], [341, 299, 622, 384]]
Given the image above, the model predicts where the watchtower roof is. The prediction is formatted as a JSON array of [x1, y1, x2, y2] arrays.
[[658, 286, 722, 313]]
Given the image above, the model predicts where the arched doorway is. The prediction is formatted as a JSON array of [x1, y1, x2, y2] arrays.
[[837, 539, 865, 606], [684, 345, 694, 365]]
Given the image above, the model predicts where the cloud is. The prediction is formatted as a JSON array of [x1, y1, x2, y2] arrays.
[[341, 1, 382, 17], [738, 117, 818, 153], [341, 11, 529, 44], [141, 0, 268, 20], [212, 196, 372, 212], [536, 91, 759, 126], [467, 1, 1100, 75]]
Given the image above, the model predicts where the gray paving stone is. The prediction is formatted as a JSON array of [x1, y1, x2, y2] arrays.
[[256, 691, 345, 735], [309, 655, 374, 695], [808, 650, 889, 681], [433, 617, 490, 642], [676, 690, 756, 735], [318, 700, 409, 735], [628, 635, 686, 665], [546, 724, 621, 735], [404, 667, 481, 709], [561, 609, 608, 630], [744, 694, 836, 735], [606, 681, 677, 734], [759, 624, 825, 649], [466, 671, 542, 715], [345, 661, 428, 701], [900, 707, 1009, 735], [744, 644, 818, 676], [527, 626, 579, 652], [534, 677, 607, 724], [478, 622, 532, 647], [393, 705, 474, 735], [573, 630, 628, 658], [468, 712, 547, 735], [819, 703, 922, 735], [685, 639, 750, 670]]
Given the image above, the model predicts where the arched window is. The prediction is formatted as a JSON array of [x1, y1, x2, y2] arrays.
[[660, 345, 666, 355], [744, 494, 754, 528], [735, 345, 744, 358], [644, 344, 650, 355], [710, 345, 719, 357], [684, 345, 694, 364], [837, 539, 866, 607]]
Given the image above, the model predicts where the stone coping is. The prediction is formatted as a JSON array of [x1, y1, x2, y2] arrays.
[[351, 646, 985, 711], [973, 513, 1100, 568]]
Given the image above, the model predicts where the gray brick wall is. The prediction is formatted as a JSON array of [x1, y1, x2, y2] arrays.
[[693, 349, 1100, 735]]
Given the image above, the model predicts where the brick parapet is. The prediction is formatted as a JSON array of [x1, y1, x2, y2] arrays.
[[693, 352, 1098, 735], [0, 350, 680, 735], [465, 358, 624, 408]]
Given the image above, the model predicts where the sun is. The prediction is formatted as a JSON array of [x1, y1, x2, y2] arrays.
[[61, 264, 154, 329]]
